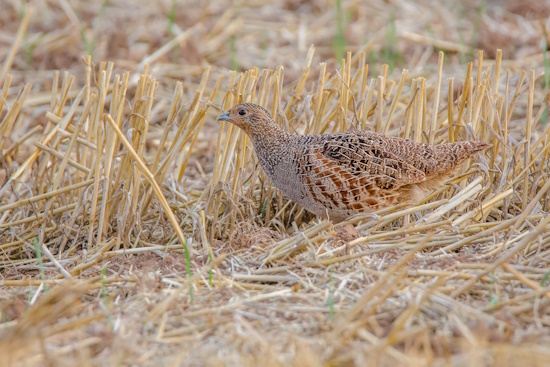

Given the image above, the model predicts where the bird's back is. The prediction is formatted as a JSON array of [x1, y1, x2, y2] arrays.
[[351, 130, 490, 178]]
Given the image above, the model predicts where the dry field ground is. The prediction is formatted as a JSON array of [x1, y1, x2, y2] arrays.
[[1, 0, 550, 366]]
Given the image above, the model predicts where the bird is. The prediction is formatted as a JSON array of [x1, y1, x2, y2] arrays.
[[217, 103, 490, 222]]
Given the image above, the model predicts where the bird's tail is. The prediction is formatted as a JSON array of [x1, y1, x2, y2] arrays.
[[428, 141, 491, 176]]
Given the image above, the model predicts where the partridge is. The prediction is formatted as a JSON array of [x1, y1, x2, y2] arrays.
[[217, 103, 490, 222]]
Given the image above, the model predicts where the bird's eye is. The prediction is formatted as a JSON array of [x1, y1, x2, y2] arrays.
[[238, 109, 246, 116]]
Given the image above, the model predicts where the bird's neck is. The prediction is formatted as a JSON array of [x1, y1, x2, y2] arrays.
[[247, 120, 294, 173], [248, 119, 293, 149]]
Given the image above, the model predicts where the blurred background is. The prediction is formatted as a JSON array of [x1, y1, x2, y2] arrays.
[[1, 0, 548, 90]]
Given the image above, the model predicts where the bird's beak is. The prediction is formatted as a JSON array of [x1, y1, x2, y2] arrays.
[[217, 112, 231, 122]]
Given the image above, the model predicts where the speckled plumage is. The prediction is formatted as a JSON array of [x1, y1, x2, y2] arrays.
[[217, 103, 490, 221]]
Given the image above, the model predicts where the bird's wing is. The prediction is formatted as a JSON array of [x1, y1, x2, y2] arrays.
[[300, 133, 427, 191]]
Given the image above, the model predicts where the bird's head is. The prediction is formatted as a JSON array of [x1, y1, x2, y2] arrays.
[[216, 103, 274, 135]]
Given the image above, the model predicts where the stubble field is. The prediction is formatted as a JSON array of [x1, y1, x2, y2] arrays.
[[1, 0, 550, 366]]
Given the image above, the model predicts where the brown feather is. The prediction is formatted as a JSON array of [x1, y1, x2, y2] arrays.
[[218, 103, 490, 221]]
